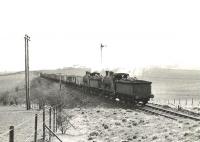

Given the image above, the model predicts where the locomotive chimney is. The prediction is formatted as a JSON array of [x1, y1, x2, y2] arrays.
[[105, 71, 109, 76]]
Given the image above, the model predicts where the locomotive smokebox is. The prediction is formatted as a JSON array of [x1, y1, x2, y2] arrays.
[[105, 71, 109, 76]]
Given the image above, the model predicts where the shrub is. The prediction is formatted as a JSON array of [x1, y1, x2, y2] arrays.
[[0, 91, 9, 105], [57, 111, 72, 134]]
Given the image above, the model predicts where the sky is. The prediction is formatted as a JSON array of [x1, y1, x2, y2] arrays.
[[0, 0, 200, 72]]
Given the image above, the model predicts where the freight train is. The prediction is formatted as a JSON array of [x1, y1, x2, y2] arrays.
[[40, 71, 154, 105]]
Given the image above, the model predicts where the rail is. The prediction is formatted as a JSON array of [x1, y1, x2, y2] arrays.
[[138, 104, 200, 121]]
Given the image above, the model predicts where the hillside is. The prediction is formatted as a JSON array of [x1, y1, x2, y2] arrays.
[[40, 67, 91, 76], [140, 68, 200, 100], [0, 72, 38, 104]]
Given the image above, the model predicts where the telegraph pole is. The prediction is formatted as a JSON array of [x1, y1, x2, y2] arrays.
[[25, 35, 28, 110], [25, 34, 31, 110], [59, 74, 62, 112], [59, 74, 62, 96]]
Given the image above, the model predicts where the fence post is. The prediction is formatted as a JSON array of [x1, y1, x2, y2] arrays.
[[56, 107, 58, 132], [49, 107, 52, 142], [43, 107, 45, 142], [9, 126, 14, 142], [53, 108, 55, 133], [34, 114, 38, 142]]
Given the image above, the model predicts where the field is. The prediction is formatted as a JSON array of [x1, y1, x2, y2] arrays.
[[53, 107, 200, 142], [0, 106, 43, 142], [0, 72, 38, 93], [0, 72, 38, 104], [0, 72, 25, 93], [140, 68, 200, 99]]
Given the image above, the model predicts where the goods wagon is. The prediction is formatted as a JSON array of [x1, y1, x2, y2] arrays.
[[54, 74, 60, 81], [115, 80, 153, 104], [89, 78, 102, 89], [48, 74, 58, 81], [66, 75, 76, 84], [75, 76, 84, 86], [88, 72, 103, 89], [61, 75, 67, 83]]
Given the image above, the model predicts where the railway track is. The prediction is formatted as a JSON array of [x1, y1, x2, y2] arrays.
[[137, 103, 200, 121]]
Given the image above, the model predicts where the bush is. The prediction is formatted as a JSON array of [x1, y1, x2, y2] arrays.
[[0, 91, 9, 105], [57, 111, 72, 134]]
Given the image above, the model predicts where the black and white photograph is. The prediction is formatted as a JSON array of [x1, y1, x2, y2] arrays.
[[0, 0, 200, 142]]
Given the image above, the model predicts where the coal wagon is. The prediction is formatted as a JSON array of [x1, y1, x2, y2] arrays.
[[115, 80, 153, 104], [88, 72, 103, 93]]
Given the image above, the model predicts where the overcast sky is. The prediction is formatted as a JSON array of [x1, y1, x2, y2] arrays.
[[0, 0, 200, 72]]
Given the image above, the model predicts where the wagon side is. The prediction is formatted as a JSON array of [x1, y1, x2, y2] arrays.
[[115, 80, 153, 104], [75, 76, 84, 86], [89, 78, 103, 89]]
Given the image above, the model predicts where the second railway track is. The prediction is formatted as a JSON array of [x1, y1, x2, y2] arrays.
[[137, 103, 200, 121]]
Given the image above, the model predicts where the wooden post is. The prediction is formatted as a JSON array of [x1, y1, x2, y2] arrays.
[[53, 108, 55, 133], [34, 114, 38, 142], [43, 107, 45, 142], [59, 75, 62, 96], [24, 34, 31, 110], [49, 108, 52, 142], [9, 126, 14, 142], [24, 35, 28, 110], [27, 35, 30, 109], [56, 107, 58, 132]]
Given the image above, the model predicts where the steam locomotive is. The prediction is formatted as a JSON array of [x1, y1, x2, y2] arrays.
[[40, 71, 154, 105]]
